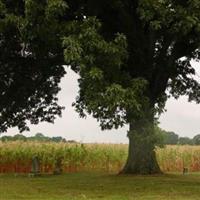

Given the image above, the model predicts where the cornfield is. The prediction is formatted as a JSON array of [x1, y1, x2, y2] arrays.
[[0, 141, 127, 173], [0, 142, 200, 173], [157, 145, 200, 172]]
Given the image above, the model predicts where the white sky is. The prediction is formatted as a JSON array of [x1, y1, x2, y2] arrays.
[[3, 61, 200, 143]]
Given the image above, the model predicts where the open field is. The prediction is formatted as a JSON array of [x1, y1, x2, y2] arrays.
[[1, 142, 200, 173], [1, 172, 200, 200]]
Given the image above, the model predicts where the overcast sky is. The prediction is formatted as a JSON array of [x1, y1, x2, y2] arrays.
[[3, 61, 200, 143]]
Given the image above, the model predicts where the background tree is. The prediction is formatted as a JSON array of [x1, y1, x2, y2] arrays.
[[63, 0, 200, 174], [0, 133, 67, 142], [163, 132, 179, 145], [52, 136, 66, 142], [34, 133, 50, 142], [193, 134, 200, 145], [0, 135, 13, 142], [155, 127, 179, 145], [12, 134, 27, 142], [178, 137, 193, 145]]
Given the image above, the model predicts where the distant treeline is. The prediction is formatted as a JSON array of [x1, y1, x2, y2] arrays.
[[0, 133, 76, 143], [0, 129, 200, 145], [156, 127, 200, 145]]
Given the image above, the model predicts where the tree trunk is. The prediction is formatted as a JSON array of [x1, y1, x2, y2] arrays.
[[121, 110, 162, 174]]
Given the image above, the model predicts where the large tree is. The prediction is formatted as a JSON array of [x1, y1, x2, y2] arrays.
[[1, 0, 200, 174], [63, 0, 200, 174]]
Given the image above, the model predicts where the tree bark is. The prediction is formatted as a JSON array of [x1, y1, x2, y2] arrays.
[[121, 110, 162, 174]]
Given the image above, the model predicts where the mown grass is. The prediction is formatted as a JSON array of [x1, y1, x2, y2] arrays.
[[1, 172, 200, 200]]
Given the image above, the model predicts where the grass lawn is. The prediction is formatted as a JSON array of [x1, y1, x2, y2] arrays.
[[1, 172, 200, 200]]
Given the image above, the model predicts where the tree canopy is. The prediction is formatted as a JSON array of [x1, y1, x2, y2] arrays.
[[0, 0, 67, 132], [2, 1, 200, 132], [65, 0, 200, 129], [0, 0, 127, 132]]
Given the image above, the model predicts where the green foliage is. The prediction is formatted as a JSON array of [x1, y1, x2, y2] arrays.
[[0, 136, 13, 142], [52, 136, 67, 143], [0, 0, 69, 132], [155, 127, 200, 145], [63, 17, 146, 129], [12, 134, 27, 142], [63, 0, 200, 132], [0, 133, 66, 143], [155, 127, 199, 145], [155, 127, 179, 145], [1, 0, 200, 134], [178, 137, 193, 145], [193, 134, 200, 145]]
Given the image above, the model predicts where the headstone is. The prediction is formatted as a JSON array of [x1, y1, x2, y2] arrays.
[[30, 156, 41, 177], [183, 167, 188, 175], [53, 157, 63, 175]]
